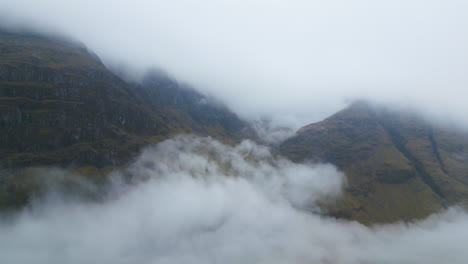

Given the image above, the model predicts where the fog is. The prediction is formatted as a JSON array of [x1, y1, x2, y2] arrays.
[[2, 0, 468, 129], [2, 2, 468, 262], [0, 136, 466, 263]]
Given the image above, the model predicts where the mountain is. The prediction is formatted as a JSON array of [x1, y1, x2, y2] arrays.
[[0, 30, 251, 169], [3, 29, 468, 225], [280, 101, 468, 224], [0, 30, 252, 209]]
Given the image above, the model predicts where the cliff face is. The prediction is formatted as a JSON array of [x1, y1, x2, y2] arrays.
[[280, 102, 468, 224], [0, 30, 251, 169]]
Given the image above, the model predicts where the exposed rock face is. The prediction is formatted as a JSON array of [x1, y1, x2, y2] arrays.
[[280, 102, 468, 224], [0, 30, 251, 169]]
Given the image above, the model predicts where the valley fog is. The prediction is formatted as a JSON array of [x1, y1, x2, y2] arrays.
[[1, 136, 467, 264]]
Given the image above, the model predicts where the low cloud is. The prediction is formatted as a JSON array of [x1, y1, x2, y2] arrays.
[[0, 136, 467, 264]]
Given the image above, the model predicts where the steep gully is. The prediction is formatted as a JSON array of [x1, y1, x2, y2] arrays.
[[377, 116, 446, 203]]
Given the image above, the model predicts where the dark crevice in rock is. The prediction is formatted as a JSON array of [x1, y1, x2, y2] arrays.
[[428, 127, 449, 175], [379, 117, 446, 199]]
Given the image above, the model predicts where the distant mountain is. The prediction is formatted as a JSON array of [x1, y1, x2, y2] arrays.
[[281, 101, 468, 224], [0, 30, 252, 169]]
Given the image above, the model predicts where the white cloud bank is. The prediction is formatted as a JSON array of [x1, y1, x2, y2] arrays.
[[2, 0, 468, 130], [0, 136, 467, 264]]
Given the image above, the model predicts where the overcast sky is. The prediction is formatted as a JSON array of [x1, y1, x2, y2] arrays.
[[1, 0, 468, 129]]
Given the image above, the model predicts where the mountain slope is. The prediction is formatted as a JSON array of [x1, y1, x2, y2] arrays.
[[280, 102, 468, 224], [136, 70, 250, 143], [0, 30, 254, 210], [0, 30, 251, 169]]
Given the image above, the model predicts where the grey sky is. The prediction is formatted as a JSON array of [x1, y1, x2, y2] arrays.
[[2, 0, 468, 129]]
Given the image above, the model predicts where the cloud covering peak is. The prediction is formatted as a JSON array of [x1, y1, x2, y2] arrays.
[[2, 0, 468, 130]]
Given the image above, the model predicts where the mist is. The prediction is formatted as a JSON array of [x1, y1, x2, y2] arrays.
[[0, 136, 466, 264], [1, 0, 468, 130]]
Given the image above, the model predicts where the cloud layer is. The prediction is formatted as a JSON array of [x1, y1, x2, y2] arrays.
[[2, 0, 468, 129], [1, 136, 468, 264]]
